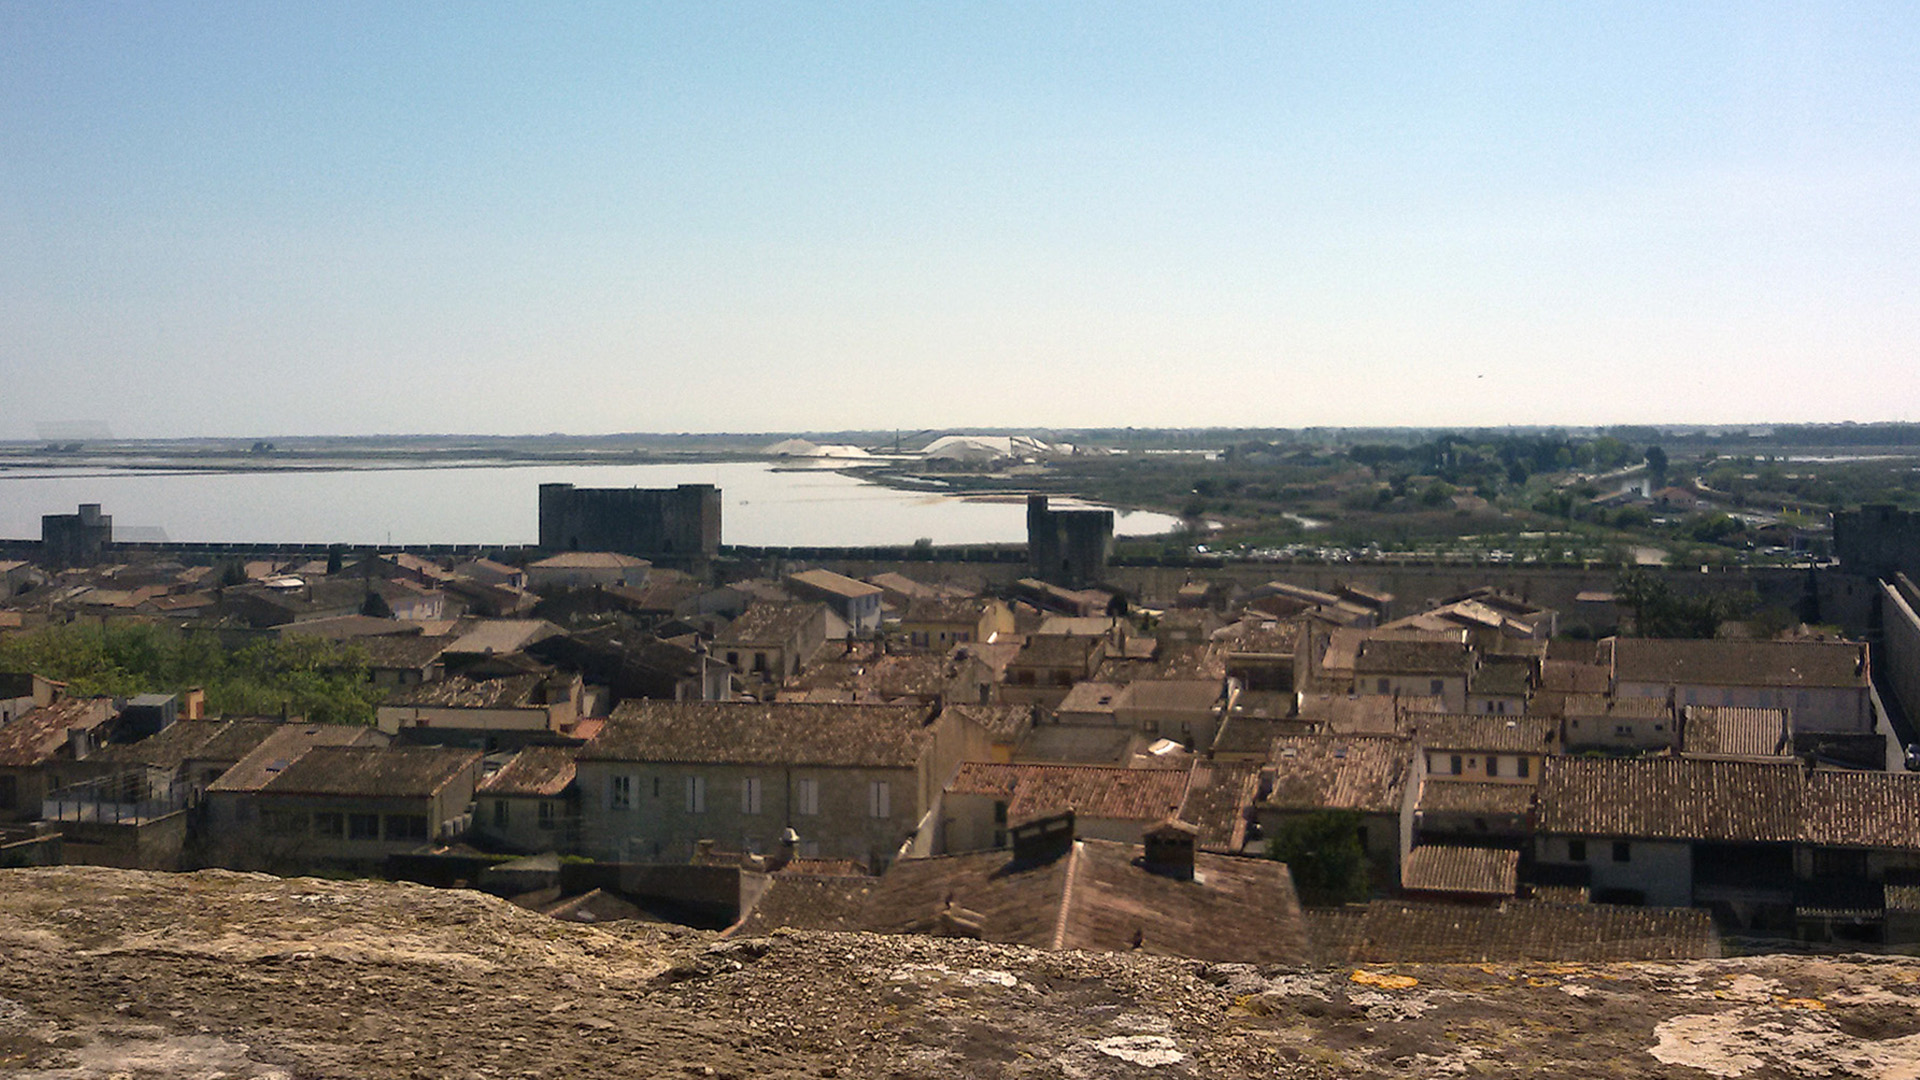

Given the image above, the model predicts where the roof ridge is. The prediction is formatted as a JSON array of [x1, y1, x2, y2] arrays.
[[1050, 841, 1083, 951]]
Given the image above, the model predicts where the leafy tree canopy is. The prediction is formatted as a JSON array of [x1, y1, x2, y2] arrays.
[[1266, 810, 1371, 906], [0, 624, 382, 725]]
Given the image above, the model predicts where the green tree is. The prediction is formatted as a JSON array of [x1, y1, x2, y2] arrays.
[[0, 624, 382, 725], [1266, 811, 1370, 905], [1614, 569, 1724, 639], [1645, 445, 1670, 485]]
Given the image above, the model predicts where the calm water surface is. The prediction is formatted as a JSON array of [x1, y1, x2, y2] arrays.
[[0, 461, 1178, 547]]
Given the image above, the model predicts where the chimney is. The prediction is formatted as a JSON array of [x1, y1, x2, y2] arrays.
[[1009, 809, 1076, 866], [183, 687, 206, 721], [695, 838, 716, 861], [769, 827, 799, 871], [1142, 818, 1199, 880]]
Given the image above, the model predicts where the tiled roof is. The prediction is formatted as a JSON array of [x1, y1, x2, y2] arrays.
[[1298, 693, 1413, 736], [87, 720, 227, 770], [1402, 845, 1519, 896], [383, 672, 544, 710], [1541, 659, 1610, 695], [1264, 735, 1412, 815], [1681, 706, 1790, 758], [1802, 772, 1920, 850], [530, 552, 652, 569], [1310, 900, 1718, 963], [1120, 679, 1223, 713], [1211, 714, 1290, 756], [443, 619, 563, 657], [1560, 693, 1672, 719], [943, 704, 1033, 740], [945, 763, 1189, 824], [729, 875, 876, 936], [1011, 634, 1105, 669], [1608, 638, 1867, 689], [1471, 656, 1536, 696], [716, 602, 823, 646], [785, 651, 964, 703], [0, 697, 112, 768], [257, 745, 480, 799], [185, 720, 286, 765], [356, 635, 452, 670], [1411, 715, 1554, 753], [1056, 682, 1126, 714], [478, 746, 576, 797], [1536, 757, 1804, 843], [1177, 762, 1261, 852], [848, 839, 1311, 964], [787, 569, 882, 600], [585, 701, 933, 769], [1124, 641, 1227, 681], [901, 596, 992, 625], [1416, 781, 1535, 816], [1217, 619, 1303, 655], [1352, 639, 1474, 677], [206, 724, 385, 792]]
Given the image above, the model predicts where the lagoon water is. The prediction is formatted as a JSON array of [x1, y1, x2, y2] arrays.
[[0, 461, 1178, 548]]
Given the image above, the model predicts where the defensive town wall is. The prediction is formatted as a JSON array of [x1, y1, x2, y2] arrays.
[[1880, 575, 1920, 725]]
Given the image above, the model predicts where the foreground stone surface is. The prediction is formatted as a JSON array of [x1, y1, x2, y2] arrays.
[[5, 867, 1920, 1078]]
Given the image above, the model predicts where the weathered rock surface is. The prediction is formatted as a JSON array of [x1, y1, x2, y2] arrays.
[[5, 867, 1920, 1077]]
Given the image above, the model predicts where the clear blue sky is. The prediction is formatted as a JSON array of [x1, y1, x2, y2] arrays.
[[3, 2, 1916, 437]]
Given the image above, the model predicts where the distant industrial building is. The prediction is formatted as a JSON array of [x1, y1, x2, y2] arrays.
[[537, 483, 721, 567]]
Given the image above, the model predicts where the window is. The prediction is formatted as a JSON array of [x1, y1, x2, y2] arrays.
[[1568, 839, 1587, 862], [387, 814, 429, 841], [0, 775, 16, 810], [993, 800, 1008, 825], [349, 813, 380, 840], [653, 776, 661, 799], [492, 800, 508, 828], [1430, 679, 1444, 696], [611, 775, 633, 811], [1614, 724, 1633, 737], [1377, 678, 1391, 694], [796, 777, 819, 817], [314, 812, 344, 838], [686, 775, 707, 814], [537, 801, 556, 831], [1517, 756, 1529, 779], [1486, 757, 1500, 778], [869, 780, 891, 819], [263, 810, 304, 836], [741, 777, 762, 815], [1449, 754, 1463, 775], [1612, 841, 1631, 863]]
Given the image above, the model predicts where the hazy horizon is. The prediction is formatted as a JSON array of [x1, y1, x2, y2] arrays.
[[6, 4, 1917, 438]]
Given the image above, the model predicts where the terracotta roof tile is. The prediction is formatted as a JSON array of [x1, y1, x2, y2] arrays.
[[1402, 845, 1519, 896], [1311, 900, 1718, 963], [586, 701, 933, 769], [1537, 757, 1803, 843], [1264, 735, 1412, 815], [478, 746, 576, 797], [1411, 714, 1554, 753], [946, 763, 1190, 824]]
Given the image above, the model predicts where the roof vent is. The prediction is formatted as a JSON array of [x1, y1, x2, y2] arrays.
[[1009, 810, 1076, 866], [1141, 818, 1198, 881]]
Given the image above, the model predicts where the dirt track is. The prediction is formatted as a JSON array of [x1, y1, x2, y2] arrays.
[[5, 867, 1920, 1078]]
